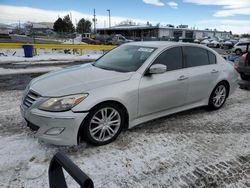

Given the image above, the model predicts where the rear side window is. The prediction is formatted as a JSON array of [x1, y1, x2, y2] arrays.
[[237, 43, 247, 46], [153, 47, 183, 71], [208, 51, 217, 64], [183, 46, 210, 67]]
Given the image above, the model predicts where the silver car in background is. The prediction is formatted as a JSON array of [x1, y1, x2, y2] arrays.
[[20, 42, 239, 146]]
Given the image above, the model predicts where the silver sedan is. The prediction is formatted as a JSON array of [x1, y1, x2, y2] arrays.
[[20, 42, 239, 146]]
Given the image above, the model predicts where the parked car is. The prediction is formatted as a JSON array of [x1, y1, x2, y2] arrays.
[[200, 39, 210, 46], [232, 41, 250, 55], [194, 39, 200, 44], [20, 42, 239, 146], [236, 49, 250, 81], [81, 37, 101, 45], [207, 40, 220, 48], [220, 41, 234, 49], [106, 34, 133, 45]]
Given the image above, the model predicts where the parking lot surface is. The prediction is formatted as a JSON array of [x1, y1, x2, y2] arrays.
[[0, 70, 250, 187]]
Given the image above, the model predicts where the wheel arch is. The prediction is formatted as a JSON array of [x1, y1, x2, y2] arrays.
[[77, 100, 129, 144], [235, 48, 242, 53], [214, 80, 230, 98]]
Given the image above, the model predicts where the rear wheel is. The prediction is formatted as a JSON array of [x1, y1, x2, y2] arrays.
[[235, 49, 242, 55], [81, 103, 125, 146], [208, 82, 228, 110]]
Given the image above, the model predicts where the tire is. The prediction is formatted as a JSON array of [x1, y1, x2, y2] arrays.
[[80, 103, 125, 146], [240, 73, 250, 81], [208, 82, 228, 110], [235, 49, 242, 55]]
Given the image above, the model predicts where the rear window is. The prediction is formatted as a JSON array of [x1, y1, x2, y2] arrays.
[[183, 46, 210, 68]]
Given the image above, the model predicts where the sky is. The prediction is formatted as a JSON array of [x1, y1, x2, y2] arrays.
[[0, 0, 250, 34]]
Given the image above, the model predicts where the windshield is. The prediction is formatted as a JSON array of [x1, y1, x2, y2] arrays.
[[93, 45, 156, 72]]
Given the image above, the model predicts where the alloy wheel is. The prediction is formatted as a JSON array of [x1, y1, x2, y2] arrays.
[[213, 85, 226, 108], [89, 107, 121, 142]]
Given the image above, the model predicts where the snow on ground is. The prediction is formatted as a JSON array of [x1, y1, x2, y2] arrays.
[[1, 85, 250, 187], [0, 66, 62, 75], [0, 52, 102, 63], [0, 51, 102, 74]]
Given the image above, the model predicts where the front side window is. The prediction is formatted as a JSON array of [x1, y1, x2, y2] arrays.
[[153, 47, 183, 71], [183, 46, 210, 68], [94, 45, 156, 72]]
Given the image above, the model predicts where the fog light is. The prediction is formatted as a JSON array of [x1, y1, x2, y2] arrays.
[[45, 128, 65, 135]]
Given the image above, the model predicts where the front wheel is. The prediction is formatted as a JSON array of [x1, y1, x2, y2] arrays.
[[81, 103, 125, 146], [208, 83, 228, 110]]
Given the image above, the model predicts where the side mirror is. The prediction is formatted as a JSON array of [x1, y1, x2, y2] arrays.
[[149, 64, 167, 74]]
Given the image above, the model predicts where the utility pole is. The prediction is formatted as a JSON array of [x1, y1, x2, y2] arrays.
[[107, 9, 111, 28], [93, 8, 97, 34]]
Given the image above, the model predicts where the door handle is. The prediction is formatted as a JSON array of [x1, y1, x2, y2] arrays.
[[211, 69, 219, 73], [177, 75, 188, 81]]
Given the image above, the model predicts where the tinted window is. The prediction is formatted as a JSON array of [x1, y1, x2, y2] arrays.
[[153, 47, 182, 71], [208, 51, 216, 64], [237, 43, 248, 46], [183, 46, 210, 67]]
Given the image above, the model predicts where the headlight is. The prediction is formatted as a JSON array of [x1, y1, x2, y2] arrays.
[[38, 94, 88, 112]]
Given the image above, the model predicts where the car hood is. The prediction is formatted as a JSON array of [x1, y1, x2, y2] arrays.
[[30, 63, 134, 97]]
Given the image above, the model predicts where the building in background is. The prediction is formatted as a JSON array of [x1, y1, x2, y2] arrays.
[[25, 22, 55, 36], [97, 24, 232, 41]]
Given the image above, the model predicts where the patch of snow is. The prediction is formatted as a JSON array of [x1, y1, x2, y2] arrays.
[[0, 66, 61, 75], [0, 53, 102, 63], [0, 87, 250, 187], [25, 163, 46, 180]]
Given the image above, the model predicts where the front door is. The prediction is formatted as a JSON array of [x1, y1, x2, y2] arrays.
[[138, 47, 188, 116]]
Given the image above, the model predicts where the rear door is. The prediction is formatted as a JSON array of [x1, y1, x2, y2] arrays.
[[183, 46, 220, 104]]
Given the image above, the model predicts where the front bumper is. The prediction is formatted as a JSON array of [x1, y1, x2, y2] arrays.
[[20, 105, 88, 146]]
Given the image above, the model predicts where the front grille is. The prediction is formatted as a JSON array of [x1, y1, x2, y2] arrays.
[[23, 90, 41, 108]]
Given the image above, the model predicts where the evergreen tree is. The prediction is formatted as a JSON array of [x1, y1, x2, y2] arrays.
[[241, 33, 250, 38], [63, 15, 75, 33], [76, 18, 92, 34], [53, 18, 66, 33]]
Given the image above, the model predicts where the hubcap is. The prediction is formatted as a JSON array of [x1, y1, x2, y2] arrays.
[[213, 85, 226, 108], [89, 107, 121, 142]]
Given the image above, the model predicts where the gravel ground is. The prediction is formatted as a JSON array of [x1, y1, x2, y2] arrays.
[[0, 71, 250, 188]]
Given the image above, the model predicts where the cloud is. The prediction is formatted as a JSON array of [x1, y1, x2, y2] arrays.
[[0, 4, 249, 34], [168, 1, 178, 9], [142, 0, 165, 6], [214, 7, 250, 17], [183, 0, 250, 17], [198, 19, 250, 34], [0, 5, 153, 27]]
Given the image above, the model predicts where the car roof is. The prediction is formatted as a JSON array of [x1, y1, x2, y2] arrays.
[[123, 41, 205, 49]]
